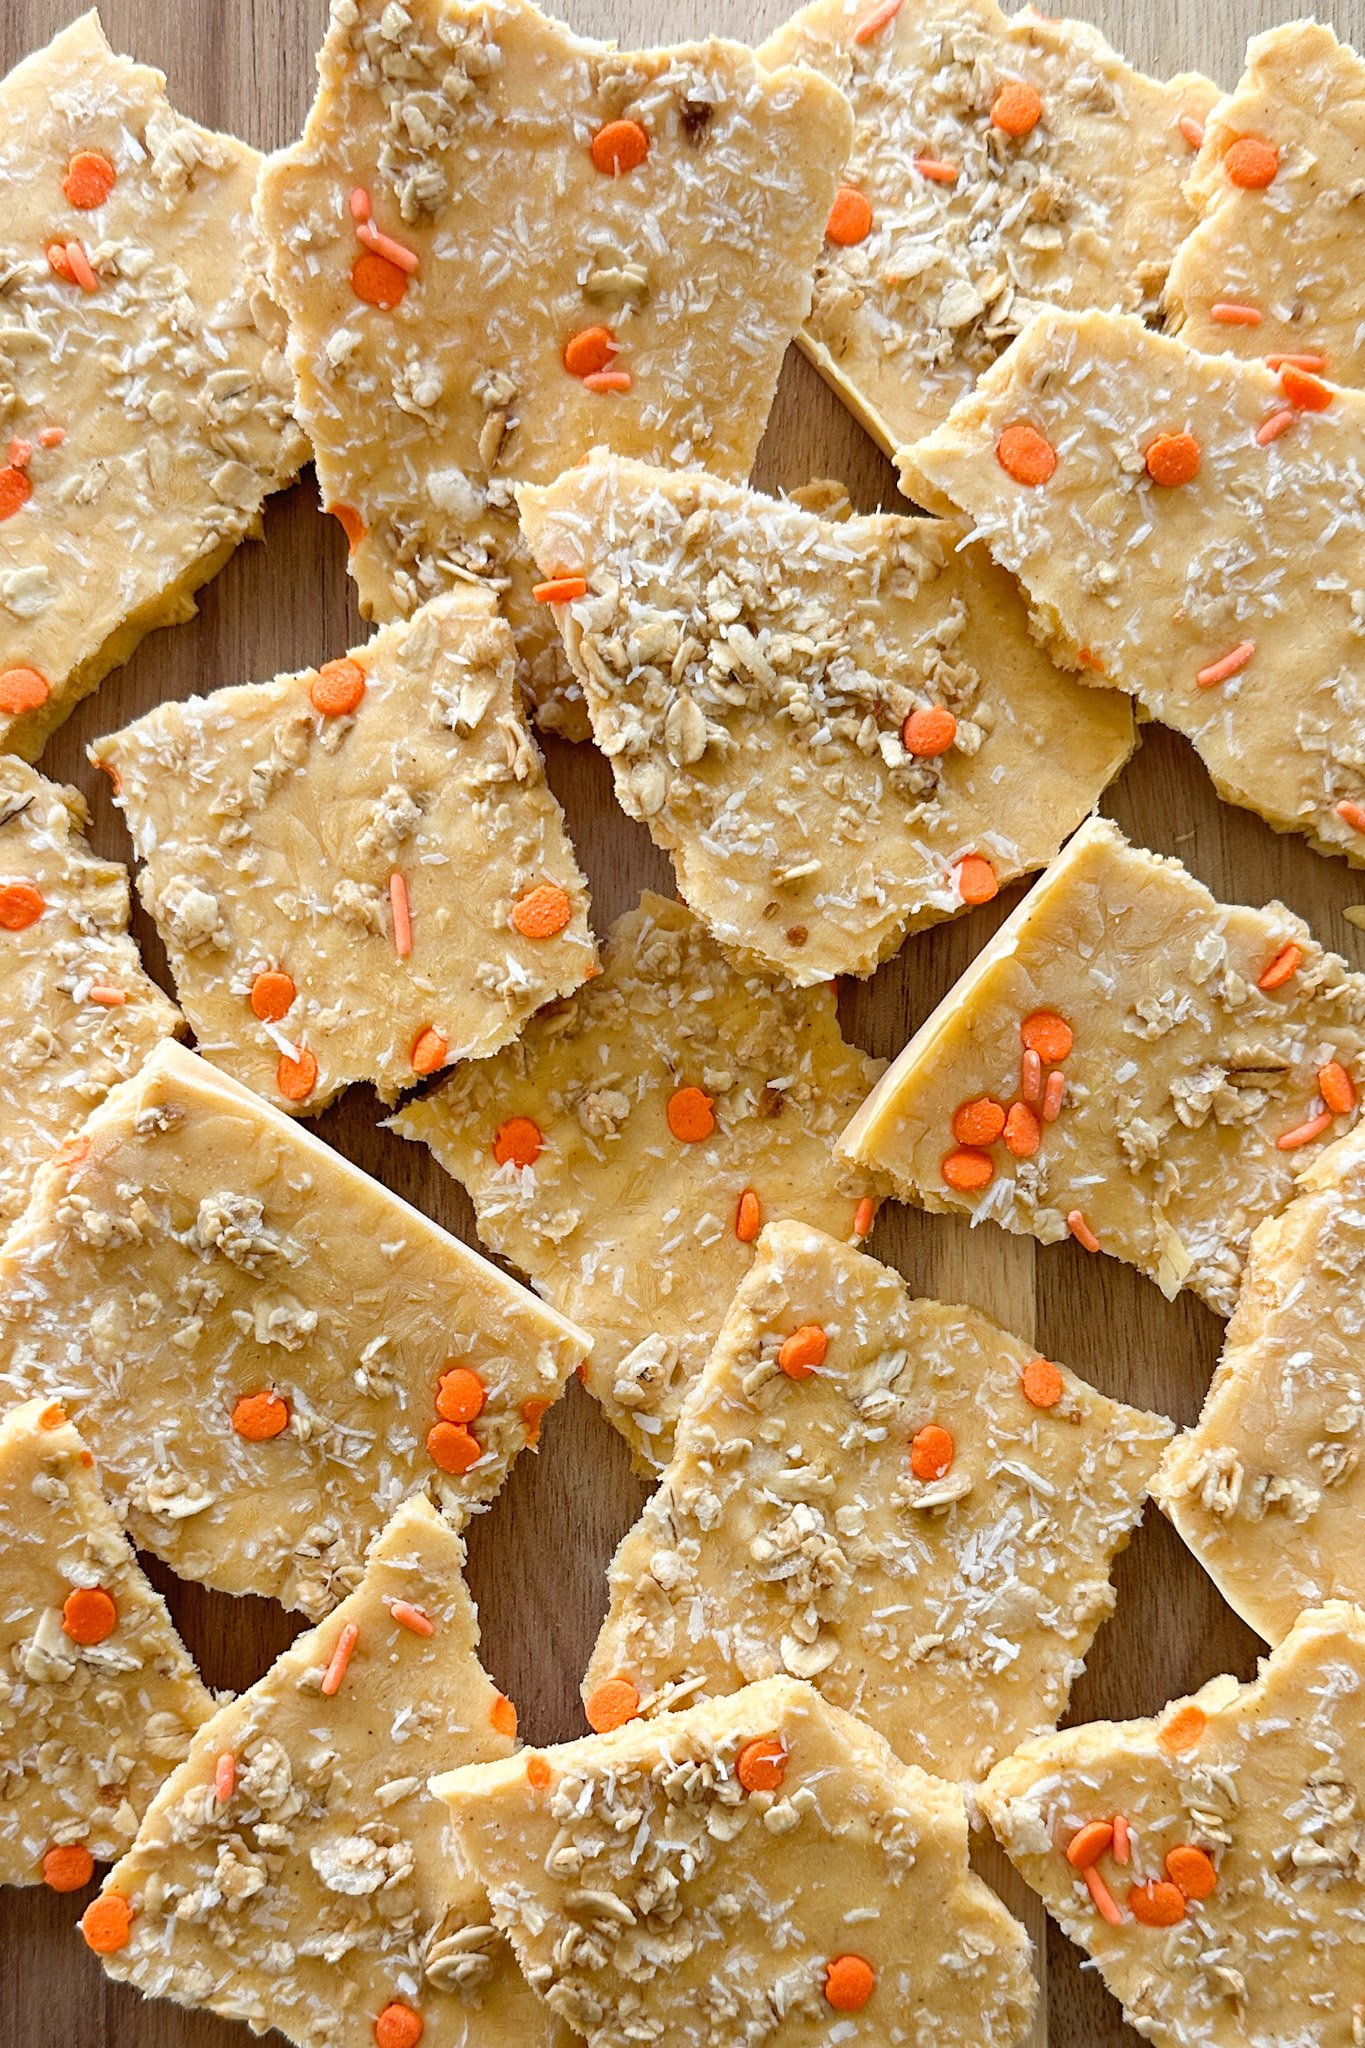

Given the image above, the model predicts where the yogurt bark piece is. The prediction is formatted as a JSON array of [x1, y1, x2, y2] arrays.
[[518, 455, 1135, 985], [585, 1221, 1171, 1784], [1165, 22, 1365, 390], [91, 589, 595, 1113], [85, 1496, 570, 2048], [434, 1675, 1037, 2048], [980, 1602, 1365, 2048], [0, 755, 181, 1231], [907, 307, 1365, 865], [0, 1040, 589, 1619], [0, 12, 304, 760], [840, 816, 1365, 1317], [757, 0, 1216, 461], [0, 1395, 210, 1890], [1155, 1118, 1365, 1644], [391, 894, 884, 1474], [256, 0, 854, 739]]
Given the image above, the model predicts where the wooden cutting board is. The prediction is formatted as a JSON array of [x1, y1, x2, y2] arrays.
[[1, 1, 1361, 2043]]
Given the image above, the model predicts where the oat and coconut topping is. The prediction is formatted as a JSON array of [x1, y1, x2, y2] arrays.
[[756, 0, 1217, 462], [434, 1674, 1037, 2048], [90, 589, 596, 1114], [980, 1601, 1365, 2047], [841, 815, 1365, 1316], [518, 453, 1135, 985], [0, 11, 304, 758], [0, 1041, 589, 1619], [255, 0, 854, 737], [391, 893, 884, 1475], [0, 1394, 210, 1889]]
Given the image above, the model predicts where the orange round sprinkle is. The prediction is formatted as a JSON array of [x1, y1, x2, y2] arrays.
[[1165, 1844, 1217, 1901], [942, 1146, 994, 1191], [527, 1754, 552, 1790], [735, 1188, 762, 1243], [1129, 1879, 1186, 1927], [493, 1116, 543, 1168], [667, 1085, 715, 1143], [42, 1843, 94, 1892], [824, 1955, 876, 2012], [231, 1390, 289, 1441], [951, 1096, 1006, 1147], [585, 1677, 640, 1733], [1159, 1703, 1207, 1753], [1021, 1010, 1073, 1063], [1280, 363, 1333, 412], [563, 324, 617, 378], [1319, 1060, 1356, 1116], [0, 467, 32, 522], [513, 883, 573, 940], [1004, 1101, 1041, 1158], [1065, 1820, 1114, 1870], [991, 80, 1043, 136], [374, 2003, 424, 2048], [1257, 942, 1302, 992], [411, 1028, 449, 1077], [427, 1421, 480, 1474], [63, 151, 116, 210], [1021, 1357, 1064, 1409], [778, 1324, 828, 1379], [532, 575, 587, 604], [995, 422, 1056, 486], [826, 185, 873, 245], [352, 249, 409, 308], [310, 657, 366, 717], [1144, 431, 1201, 487], [250, 970, 296, 1022], [954, 854, 998, 904], [910, 1423, 955, 1482], [736, 1738, 787, 1794], [0, 667, 51, 715], [490, 1694, 518, 1739], [330, 503, 367, 552], [591, 118, 650, 175], [436, 1366, 486, 1425], [62, 1586, 116, 1646], [0, 882, 44, 930], [1225, 134, 1279, 188], [902, 705, 957, 757], [81, 1892, 133, 1955], [276, 1046, 318, 1103]]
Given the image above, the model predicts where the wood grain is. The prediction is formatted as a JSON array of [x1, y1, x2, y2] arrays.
[[2, 1, 1362, 2043]]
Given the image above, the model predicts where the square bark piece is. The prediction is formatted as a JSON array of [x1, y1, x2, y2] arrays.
[[981, 1603, 1365, 2048], [0, 756, 180, 1230], [256, 0, 853, 736], [757, 0, 1215, 459], [0, 12, 303, 757], [434, 1676, 1037, 2048], [518, 453, 1135, 984], [0, 1040, 589, 1619], [392, 893, 884, 1474], [0, 1395, 210, 1888], [585, 1220, 1171, 1785], [91, 590, 595, 1112], [907, 307, 1365, 865], [85, 1496, 570, 2048], [841, 816, 1365, 1316]]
